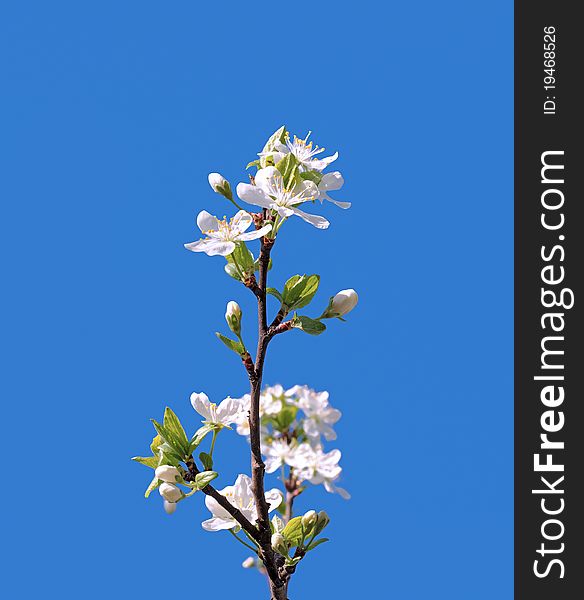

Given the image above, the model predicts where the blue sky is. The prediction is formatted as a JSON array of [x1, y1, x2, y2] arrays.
[[1, 2, 512, 598]]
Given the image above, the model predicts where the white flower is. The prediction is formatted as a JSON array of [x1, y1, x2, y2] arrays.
[[261, 132, 338, 173], [263, 439, 298, 474], [233, 390, 280, 437], [163, 500, 177, 515], [290, 444, 350, 499], [155, 465, 180, 483], [317, 172, 350, 209], [297, 388, 341, 442], [201, 474, 282, 532], [190, 392, 243, 428], [159, 482, 182, 503], [184, 210, 272, 257], [330, 289, 358, 316], [236, 167, 329, 230]]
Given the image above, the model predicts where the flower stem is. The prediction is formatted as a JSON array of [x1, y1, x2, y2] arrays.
[[228, 529, 259, 554], [209, 429, 218, 458]]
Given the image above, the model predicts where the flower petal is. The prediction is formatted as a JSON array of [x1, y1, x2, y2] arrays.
[[201, 517, 236, 531], [236, 183, 274, 209], [230, 210, 253, 235], [191, 392, 212, 420], [264, 488, 283, 512], [237, 223, 272, 241], [184, 239, 235, 256], [197, 210, 220, 233], [290, 207, 330, 229], [216, 397, 242, 425]]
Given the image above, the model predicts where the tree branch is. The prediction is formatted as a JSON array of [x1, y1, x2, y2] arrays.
[[184, 457, 260, 542]]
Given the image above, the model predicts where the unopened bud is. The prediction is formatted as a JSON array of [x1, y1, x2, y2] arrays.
[[208, 173, 233, 200], [225, 301, 242, 336], [241, 557, 255, 569], [271, 532, 288, 556], [163, 500, 177, 515], [330, 289, 358, 317], [159, 482, 182, 503], [302, 510, 318, 530], [316, 510, 330, 533], [155, 465, 181, 483]]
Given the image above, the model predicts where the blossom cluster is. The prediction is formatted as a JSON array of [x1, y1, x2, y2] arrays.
[[233, 385, 350, 500]]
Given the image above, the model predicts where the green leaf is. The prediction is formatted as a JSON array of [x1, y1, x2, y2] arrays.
[[292, 315, 326, 336], [282, 274, 320, 311], [306, 537, 329, 551], [266, 287, 284, 303], [275, 153, 300, 188], [195, 470, 218, 489], [300, 170, 324, 186], [132, 455, 159, 469], [273, 406, 298, 431], [246, 159, 261, 169], [199, 451, 214, 471], [261, 125, 287, 154], [150, 434, 163, 455], [189, 423, 214, 453], [282, 516, 305, 547], [225, 243, 255, 281], [216, 332, 245, 355], [163, 407, 189, 453], [144, 475, 161, 498]]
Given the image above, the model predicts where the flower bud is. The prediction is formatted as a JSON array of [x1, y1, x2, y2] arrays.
[[159, 482, 182, 503], [316, 510, 330, 533], [241, 557, 256, 569], [225, 301, 242, 336], [271, 532, 288, 556], [302, 510, 318, 531], [208, 173, 232, 200], [330, 289, 358, 316], [155, 465, 181, 483], [163, 500, 177, 515]]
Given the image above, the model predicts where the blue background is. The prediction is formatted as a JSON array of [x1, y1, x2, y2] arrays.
[[1, 1, 513, 598]]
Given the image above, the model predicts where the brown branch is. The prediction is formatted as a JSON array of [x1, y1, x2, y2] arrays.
[[184, 457, 260, 542]]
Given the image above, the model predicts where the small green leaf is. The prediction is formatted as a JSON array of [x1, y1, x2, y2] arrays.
[[292, 315, 326, 336], [132, 455, 159, 469], [216, 332, 245, 355], [306, 537, 329, 551], [275, 153, 300, 188], [199, 452, 214, 471], [163, 407, 189, 453], [195, 470, 218, 489], [282, 274, 320, 311], [273, 406, 298, 431], [266, 287, 284, 303], [282, 516, 304, 547], [189, 423, 214, 453], [246, 159, 261, 169], [144, 476, 161, 498], [300, 170, 324, 186]]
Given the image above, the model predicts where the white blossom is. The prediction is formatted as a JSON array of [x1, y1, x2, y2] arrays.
[[163, 500, 177, 515], [184, 210, 271, 257], [159, 482, 182, 503], [208, 173, 229, 194], [155, 465, 180, 483], [236, 167, 329, 230], [190, 392, 243, 428], [330, 289, 358, 317], [201, 474, 282, 532], [260, 131, 338, 173], [296, 388, 341, 442], [263, 438, 298, 474], [290, 444, 349, 500]]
